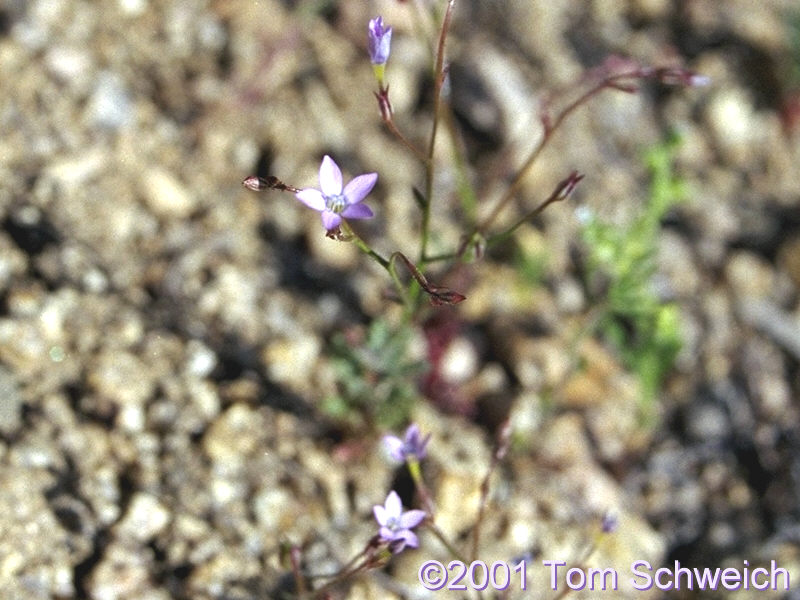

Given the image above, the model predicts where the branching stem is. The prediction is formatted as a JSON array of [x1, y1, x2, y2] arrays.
[[420, 0, 456, 264]]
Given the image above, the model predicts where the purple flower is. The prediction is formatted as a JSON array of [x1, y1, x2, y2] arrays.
[[368, 16, 392, 65], [383, 424, 431, 463], [601, 511, 619, 534], [295, 156, 376, 231], [373, 490, 426, 553]]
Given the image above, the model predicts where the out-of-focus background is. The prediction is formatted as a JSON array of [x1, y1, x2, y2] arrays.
[[1, 0, 800, 598]]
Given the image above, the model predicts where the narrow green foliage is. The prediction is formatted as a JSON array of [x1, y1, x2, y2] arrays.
[[324, 319, 426, 428], [580, 133, 685, 409]]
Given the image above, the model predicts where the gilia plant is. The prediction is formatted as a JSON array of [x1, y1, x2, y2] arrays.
[[244, 2, 708, 321], [323, 318, 425, 429], [248, 5, 707, 592]]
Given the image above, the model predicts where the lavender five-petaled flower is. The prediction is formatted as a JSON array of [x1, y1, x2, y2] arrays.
[[368, 16, 392, 65], [295, 156, 376, 231], [373, 490, 426, 553], [383, 424, 431, 463]]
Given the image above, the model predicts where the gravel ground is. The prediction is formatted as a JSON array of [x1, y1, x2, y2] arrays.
[[1, 0, 800, 598]]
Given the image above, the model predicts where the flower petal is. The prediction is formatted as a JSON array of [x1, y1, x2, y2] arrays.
[[388, 538, 407, 554], [341, 203, 373, 220], [399, 509, 426, 529], [319, 155, 343, 196], [368, 18, 392, 65], [343, 173, 377, 204], [383, 435, 405, 462], [404, 424, 420, 444], [373, 505, 387, 527], [394, 529, 418, 550], [417, 433, 432, 458], [295, 189, 326, 211], [384, 491, 402, 519], [321, 210, 342, 230]]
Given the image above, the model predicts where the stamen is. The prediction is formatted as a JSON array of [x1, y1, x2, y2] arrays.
[[326, 194, 346, 214]]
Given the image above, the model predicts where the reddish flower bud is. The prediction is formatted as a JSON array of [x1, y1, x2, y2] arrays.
[[428, 287, 467, 306], [242, 175, 269, 191], [242, 175, 300, 193], [553, 171, 584, 202]]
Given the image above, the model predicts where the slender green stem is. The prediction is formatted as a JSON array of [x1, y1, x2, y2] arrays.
[[390, 251, 466, 306], [486, 172, 582, 245], [470, 421, 511, 563], [424, 171, 580, 264], [340, 222, 388, 269], [375, 85, 429, 162], [340, 222, 411, 308], [384, 116, 429, 163], [407, 457, 435, 517], [386, 256, 410, 307], [422, 195, 570, 265], [477, 71, 642, 235], [420, 0, 456, 264]]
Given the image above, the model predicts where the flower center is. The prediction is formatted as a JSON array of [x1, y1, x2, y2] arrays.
[[325, 194, 346, 214], [386, 516, 398, 531]]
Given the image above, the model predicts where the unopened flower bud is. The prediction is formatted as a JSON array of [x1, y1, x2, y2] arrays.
[[428, 287, 466, 306], [368, 17, 392, 65], [654, 67, 711, 88], [368, 16, 392, 86], [554, 171, 584, 202], [242, 175, 268, 191], [242, 175, 300, 193]]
